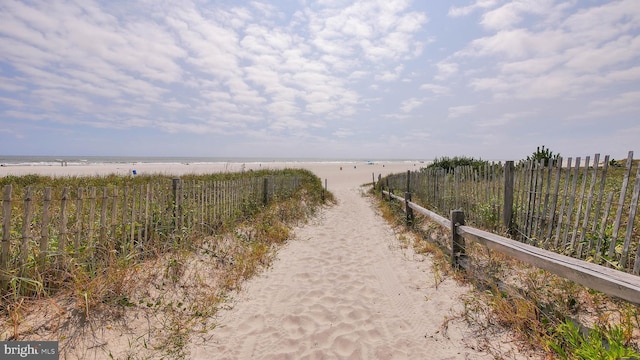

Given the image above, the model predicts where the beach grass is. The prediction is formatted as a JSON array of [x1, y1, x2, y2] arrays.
[[371, 186, 640, 359], [0, 168, 330, 358]]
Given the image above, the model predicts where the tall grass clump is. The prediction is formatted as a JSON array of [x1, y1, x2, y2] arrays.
[[520, 145, 561, 167]]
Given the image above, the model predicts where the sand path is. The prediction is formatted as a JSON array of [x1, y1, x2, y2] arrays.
[[189, 167, 493, 359]]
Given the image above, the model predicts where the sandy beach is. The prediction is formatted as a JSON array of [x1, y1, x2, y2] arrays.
[[1, 161, 526, 359], [0, 159, 422, 180], [188, 163, 501, 359]]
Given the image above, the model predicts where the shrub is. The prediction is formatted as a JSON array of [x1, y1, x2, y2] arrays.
[[548, 320, 640, 359], [424, 156, 490, 172], [522, 145, 560, 167]]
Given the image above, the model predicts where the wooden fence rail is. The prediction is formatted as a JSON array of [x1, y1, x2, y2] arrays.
[[0, 175, 300, 291], [382, 151, 640, 275], [383, 190, 640, 304]]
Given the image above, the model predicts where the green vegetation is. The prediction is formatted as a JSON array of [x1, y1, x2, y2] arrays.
[[521, 145, 561, 166], [0, 168, 330, 358], [0, 169, 306, 297], [549, 320, 640, 359], [462, 256, 640, 358], [424, 156, 490, 172], [609, 158, 624, 168], [380, 147, 640, 273], [371, 180, 640, 359]]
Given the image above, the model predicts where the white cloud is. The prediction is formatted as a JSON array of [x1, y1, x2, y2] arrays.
[[400, 98, 424, 113], [575, 91, 640, 120], [448, 105, 476, 119], [348, 70, 369, 79], [0, 97, 25, 108], [476, 111, 535, 127], [169, 8, 241, 79], [333, 128, 354, 138], [376, 65, 404, 82], [562, 0, 640, 41], [480, 0, 557, 30], [448, 0, 499, 17], [500, 56, 562, 74], [605, 66, 640, 83], [456, 0, 640, 101], [307, 0, 427, 62], [1, 1, 636, 159], [564, 35, 640, 73], [435, 62, 459, 80], [0, 0, 429, 141], [381, 113, 410, 120], [405, 130, 431, 139], [0, 78, 25, 92], [3, 110, 46, 121], [462, 28, 569, 59], [419, 83, 450, 95]]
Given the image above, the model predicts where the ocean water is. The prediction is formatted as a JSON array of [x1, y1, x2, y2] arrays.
[[0, 155, 425, 167]]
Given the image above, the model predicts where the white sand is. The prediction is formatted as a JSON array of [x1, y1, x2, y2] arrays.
[[1, 161, 523, 359], [0, 160, 421, 180], [142, 162, 506, 359]]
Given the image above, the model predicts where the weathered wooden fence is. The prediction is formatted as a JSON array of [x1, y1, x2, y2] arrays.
[[0, 174, 300, 290], [381, 151, 640, 276], [382, 190, 640, 304]]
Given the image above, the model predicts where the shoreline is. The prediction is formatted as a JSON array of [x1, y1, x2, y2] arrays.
[[0, 156, 428, 166], [0, 161, 424, 189]]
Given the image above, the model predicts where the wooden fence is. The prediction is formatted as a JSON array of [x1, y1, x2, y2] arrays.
[[382, 190, 640, 304], [381, 151, 640, 275], [0, 174, 301, 290]]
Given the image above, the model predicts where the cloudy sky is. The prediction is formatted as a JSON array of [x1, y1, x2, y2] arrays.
[[1, 0, 639, 160]]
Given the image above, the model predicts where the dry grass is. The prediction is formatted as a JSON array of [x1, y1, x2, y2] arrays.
[[0, 170, 329, 359], [371, 188, 640, 359]]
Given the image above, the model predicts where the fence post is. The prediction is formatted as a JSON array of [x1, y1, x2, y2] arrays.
[[263, 177, 269, 205], [1, 185, 12, 290], [451, 209, 465, 269], [172, 178, 182, 235], [19, 187, 33, 274], [405, 192, 414, 226], [386, 178, 390, 201], [372, 172, 375, 188], [39, 187, 52, 269], [405, 170, 414, 225], [59, 187, 69, 253], [76, 187, 84, 251], [406, 170, 411, 193], [503, 161, 515, 235], [323, 179, 327, 202]]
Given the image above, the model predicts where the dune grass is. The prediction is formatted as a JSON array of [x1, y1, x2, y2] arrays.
[[0, 168, 331, 358], [371, 187, 640, 359]]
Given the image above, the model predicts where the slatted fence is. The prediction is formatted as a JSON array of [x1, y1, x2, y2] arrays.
[[382, 151, 640, 275], [0, 174, 301, 291], [382, 190, 640, 304]]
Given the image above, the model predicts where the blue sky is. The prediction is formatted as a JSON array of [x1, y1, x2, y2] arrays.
[[1, 0, 639, 160]]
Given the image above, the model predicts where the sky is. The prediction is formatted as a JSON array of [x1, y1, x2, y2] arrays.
[[1, 0, 639, 161]]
